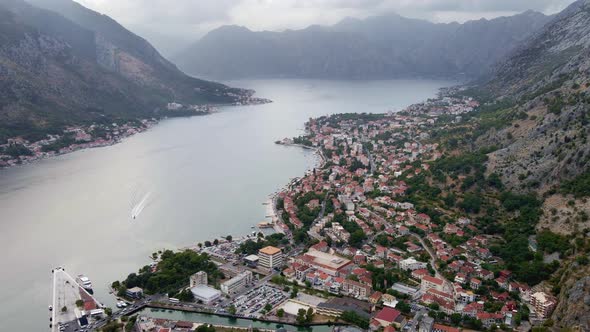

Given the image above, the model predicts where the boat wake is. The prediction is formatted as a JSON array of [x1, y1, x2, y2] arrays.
[[131, 192, 151, 219], [130, 183, 153, 220]]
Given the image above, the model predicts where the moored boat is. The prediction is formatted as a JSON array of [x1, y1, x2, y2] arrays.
[[76, 275, 93, 294]]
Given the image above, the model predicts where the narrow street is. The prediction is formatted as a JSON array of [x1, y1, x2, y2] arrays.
[[409, 232, 453, 292]]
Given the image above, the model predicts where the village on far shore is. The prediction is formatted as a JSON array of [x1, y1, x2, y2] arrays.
[[0, 93, 271, 168]]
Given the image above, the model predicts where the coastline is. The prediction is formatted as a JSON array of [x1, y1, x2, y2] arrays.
[[99, 83, 476, 331], [0, 119, 158, 171], [0, 99, 272, 171], [0, 80, 467, 332], [269, 139, 327, 235]]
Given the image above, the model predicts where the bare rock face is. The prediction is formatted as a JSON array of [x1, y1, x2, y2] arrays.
[[94, 34, 157, 87], [0, 0, 246, 141], [475, 3, 590, 329], [482, 94, 590, 194], [489, 0, 590, 97], [538, 195, 590, 235], [478, 1, 590, 196], [95, 33, 118, 72], [552, 273, 590, 330]]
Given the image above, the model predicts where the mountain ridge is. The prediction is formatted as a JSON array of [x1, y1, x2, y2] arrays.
[[0, 0, 250, 142], [174, 11, 552, 80], [456, 1, 590, 327]]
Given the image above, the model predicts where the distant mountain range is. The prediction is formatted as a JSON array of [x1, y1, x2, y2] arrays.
[[0, 0, 248, 142], [174, 11, 552, 80]]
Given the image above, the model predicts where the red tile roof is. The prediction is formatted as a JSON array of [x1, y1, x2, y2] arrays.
[[433, 323, 460, 332], [374, 307, 401, 324], [83, 301, 96, 311], [423, 275, 443, 285], [384, 326, 396, 332]]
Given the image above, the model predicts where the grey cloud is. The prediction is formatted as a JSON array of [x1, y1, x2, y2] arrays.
[[409, 0, 574, 12], [291, 0, 385, 9]]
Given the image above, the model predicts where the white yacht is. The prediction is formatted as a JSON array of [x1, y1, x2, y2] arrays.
[[76, 275, 93, 293]]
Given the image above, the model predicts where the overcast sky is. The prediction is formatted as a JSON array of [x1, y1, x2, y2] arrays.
[[75, 0, 576, 56]]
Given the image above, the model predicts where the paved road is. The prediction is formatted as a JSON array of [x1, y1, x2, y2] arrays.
[[51, 269, 77, 330], [88, 295, 158, 331], [367, 150, 376, 174], [409, 232, 452, 291], [51, 268, 104, 332], [307, 191, 332, 241], [89, 270, 284, 331]]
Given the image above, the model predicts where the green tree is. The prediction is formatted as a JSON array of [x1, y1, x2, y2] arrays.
[[395, 301, 411, 314], [349, 229, 366, 248], [264, 303, 273, 313], [277, 308, 285, 318], [450, 313, 462, 325], [306, 307, 314, 323], [177, 289, 195, 302], [340, 311, 369, 329], [296, 308, 307, 325], [228, 304, 237, 315], [428, 303, 440, 310], [117, 286, 128, 298], [120, 250, 220, 295], [3, 143, 33, 157], [459, 193, 482, 213], [101, 320, 123, 332], [125, 315, 138, 332]]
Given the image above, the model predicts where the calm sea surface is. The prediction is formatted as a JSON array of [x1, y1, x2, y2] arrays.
[[0, 79, 454, 330]]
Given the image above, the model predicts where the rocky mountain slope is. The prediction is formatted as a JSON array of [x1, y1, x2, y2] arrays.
[[476, 0, 590, 199], [174, 11, 551, 80], [467, 1, 590, 328], [0, 0, 246, 142]]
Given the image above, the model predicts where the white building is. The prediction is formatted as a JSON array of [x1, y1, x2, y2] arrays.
[[399, 257, 427, 271], [531, 292, 556, 319], [221, 271, 253, 295], [189, 271, 208, 288], [421, 276, 444, 292], [190, 285, 221, 305], [259, 246, 283, 270]]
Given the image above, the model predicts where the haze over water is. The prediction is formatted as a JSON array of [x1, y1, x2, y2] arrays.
[[0, 79, 453, 330]]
